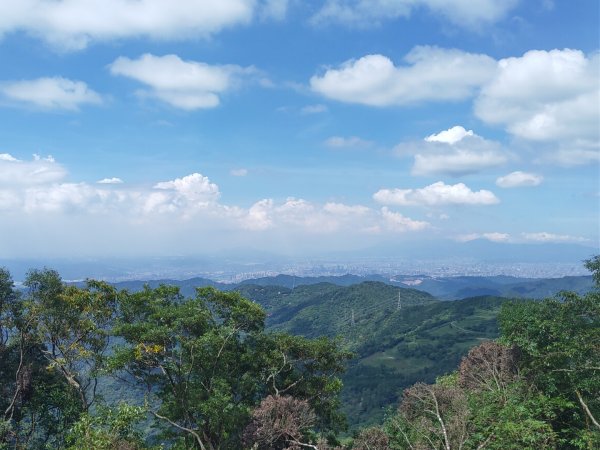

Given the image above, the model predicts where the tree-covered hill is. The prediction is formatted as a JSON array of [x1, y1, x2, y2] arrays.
[[237, 281, 436, 337], [233, 282, 508, 427]]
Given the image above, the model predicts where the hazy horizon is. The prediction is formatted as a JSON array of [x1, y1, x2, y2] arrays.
[[2, 237, 596, 282]]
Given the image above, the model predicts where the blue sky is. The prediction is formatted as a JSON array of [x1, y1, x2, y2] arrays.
[[0, 0, 598, 259]]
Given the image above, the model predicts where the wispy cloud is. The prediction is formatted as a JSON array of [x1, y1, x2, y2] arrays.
[[496, 171, 543, 188], [324, 136, 373, 149], [1, 77, 102, 110], [522, 232, 589, 243], [311, 0, 518, 29], [301, 104, 328, 114], [230, 168, 249, 177]]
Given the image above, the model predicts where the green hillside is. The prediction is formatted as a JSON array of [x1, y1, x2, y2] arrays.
[[235, 281, 509, 428], [342, 296, 507, 426], [238, 281, 436, 337]]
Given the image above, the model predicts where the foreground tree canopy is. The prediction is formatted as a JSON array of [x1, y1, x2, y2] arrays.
[[0, 256, 598, 449], [0, 269, 351, 449]]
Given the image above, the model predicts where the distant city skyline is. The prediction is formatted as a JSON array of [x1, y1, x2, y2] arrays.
[[0, 1, 598, 260], [2, 241, 595, 282]]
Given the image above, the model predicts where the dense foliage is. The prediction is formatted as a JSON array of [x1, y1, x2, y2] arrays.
[[0, 256, 597, 449], [0, 270, 350, 449]]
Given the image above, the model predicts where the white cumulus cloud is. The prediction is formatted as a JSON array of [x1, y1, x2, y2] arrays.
[[153, 172, 220, 204], [1, 77, 102, 110], [274, 198, 334, 231], [241, 198, 374, 233], [243, 199, 274, 230], [425, 125, 474, 144], [310, 47, 497, 106], [496, 171, 543, 188], [110, 53, 256, 110], [374, 181, 499, 206], [475, 49, 600, 145], [0, 0, 259, 50], [0, 153, 18, 161], [0, 152, 526, 255], [395, 126, 509, 176]]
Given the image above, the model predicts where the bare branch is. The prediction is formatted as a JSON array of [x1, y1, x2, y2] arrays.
[[576, 390, 600, 430], [151, 410, 209, 450], [4, 331, 26, 420]]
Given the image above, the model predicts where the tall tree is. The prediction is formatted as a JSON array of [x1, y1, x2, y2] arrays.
[[23, 269, 118, 411], [499, 258, 600, 448], [0, 268, 82, 449], [109, 286, 350, 450]]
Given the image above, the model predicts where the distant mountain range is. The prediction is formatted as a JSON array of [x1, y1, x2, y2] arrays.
[[109, 272, 594, 301]]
